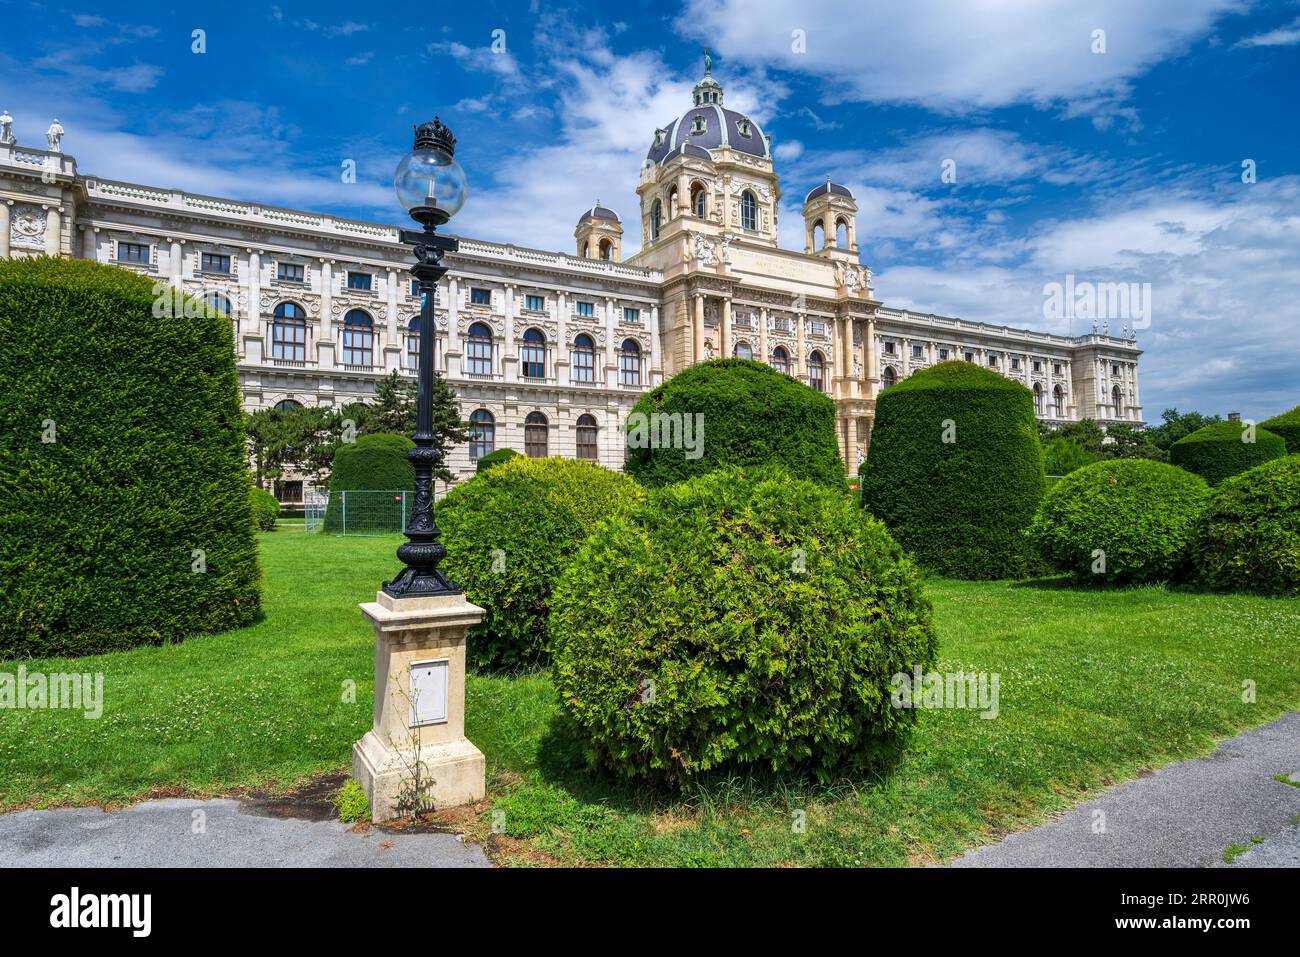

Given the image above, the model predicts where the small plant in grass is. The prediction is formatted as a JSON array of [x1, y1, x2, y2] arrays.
[[1028, 459, 1208, 585], [550, 466, 937, 785], [1169, 420, 1285, 486], [335, 779, 370, 823], [1192, 455, 1300, 596]]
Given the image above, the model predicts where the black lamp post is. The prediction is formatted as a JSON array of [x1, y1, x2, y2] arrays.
[[383, 118, 468, 599]]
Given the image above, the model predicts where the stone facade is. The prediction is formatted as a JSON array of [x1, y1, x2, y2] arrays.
[[0, 79, 1143, 503]]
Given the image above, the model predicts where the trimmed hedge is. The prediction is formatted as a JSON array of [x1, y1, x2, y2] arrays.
[[0, 257, 260, 658], [1169, 420, 1286, 486], [860, 361, 1045, 579], [1193, 455, 1300, 595], [625, 358, 845, 489], [438, 457, 644, 669], [1027, 459, 1209, 585], [550, 467, 937, 784], [1260, 406, 1300, 454], [475, 447, 520, 473], [250, 486, 281, 531], [323, 433, 414, 533]]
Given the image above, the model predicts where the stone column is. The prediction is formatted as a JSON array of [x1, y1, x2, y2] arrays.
[[245, 250, 261, 342], [822, 211, 835, 247], [0, 201, 10, 258], [352, 591, 487, 823], [45, 207, 62, 257], [649, 304, 661, 383], [556, 292, 569, 386], [168, 239, 184, 289], [796, 313, 807, 378], [847, 416, 859, 475], [721, 296, 732, 359], [446, 277, 461, 376], [759, 307, 769, 365], [693, 293, 705, 363], [864, 318, 876, 395], [386, 267, 399, 343], [319, 260, 333, 341], [504, 284, 517, 382], [605, 296, 617, 387], [81, 225, 96, 260]]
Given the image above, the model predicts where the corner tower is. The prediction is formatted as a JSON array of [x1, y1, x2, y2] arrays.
[[574, 203, 623, 261]]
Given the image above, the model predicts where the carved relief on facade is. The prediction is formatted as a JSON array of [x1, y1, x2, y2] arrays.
[[10, 204, 46, 248]]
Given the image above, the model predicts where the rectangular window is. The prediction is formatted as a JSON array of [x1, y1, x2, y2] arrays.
[[1032, 360, 1042, 373], [347, 271, 371, 291], [1011, 357, 1021, 370], [623, 307, 640, 324], [117, 242, 149, 264], [939, 348, 950, 360], [201, 252, 230, 273], [470, 287, 492, 306], [575, 301, 594, 318], [911, 344, 924, 359], [1053, 362, 1063, 375], [964, 351, 975, 363], [884, 341, 896, 355], [277, 262, 304, 283], [988, 355, 998, 367], [1111, 363, 1120, 376], [525, 294, 545, 312]]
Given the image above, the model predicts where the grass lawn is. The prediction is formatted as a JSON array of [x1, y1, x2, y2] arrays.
[[2, 528, 1299, 866]]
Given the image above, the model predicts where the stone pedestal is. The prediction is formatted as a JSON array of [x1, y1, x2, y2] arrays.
[[352, 590, 486, 823]]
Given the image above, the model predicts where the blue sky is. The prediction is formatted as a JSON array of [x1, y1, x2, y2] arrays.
[[3, 0, 1299, 420]]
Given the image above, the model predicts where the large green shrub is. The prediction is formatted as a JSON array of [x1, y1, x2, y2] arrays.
[[438, 457, 643, 669], [1044, 436, 1102, 477], [859, 361, 1045, 578], [250, 486, 281, 531], [550, 467, 937, 784], [475, 447, 520, 473], [1169, 420, 1285, 486], [1260, 406, 1300, 454], [625, 358, 844, 489], [0, 258, 260, 658], [323, 433, 414, 533], [1027, 459, 1209, 585], [1192, 455, 1300, 595]]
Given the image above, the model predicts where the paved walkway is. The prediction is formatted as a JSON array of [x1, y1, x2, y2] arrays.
[[0, 797, 491, 868], [951, 711, 1300, 867]]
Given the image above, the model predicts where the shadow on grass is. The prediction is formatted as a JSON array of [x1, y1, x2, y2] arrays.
[[528, 707, 912, 817]]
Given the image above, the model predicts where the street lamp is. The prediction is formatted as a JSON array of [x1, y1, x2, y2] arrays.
[[383, 118, 468, 599]]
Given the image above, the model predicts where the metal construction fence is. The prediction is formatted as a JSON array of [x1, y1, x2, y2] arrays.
[[305, 490, 412, 536]]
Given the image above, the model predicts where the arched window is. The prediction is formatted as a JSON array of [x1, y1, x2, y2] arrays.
[[667, 186, 678, 219], [467, 321, 493, 376], [881, 366, 897, 389], [598, 238, 612, 260], [835, 218, 849, 248], [342, 309, 374, 367], [619, 338, 642, 386], [808, 350, 826, 393], [272, 399, 303, 414], [203, 292, 231, 315], [572, 333, 596, 384], [1053, 384, 1064, 418], [271, 302, 307, 362], [734, 341, 753, 360], [691, 182, 707, 218], [469, 409, 495, 461], [771, 345, 790, 374], [524, 411, 549, 458], [1033, 382, 1044, 415], [650, 199, 662, 241], [576, 413, 598, 461], [520, 327, 546, 379], [740, 190, 758, 232], [1112, 385, 1123, 417]]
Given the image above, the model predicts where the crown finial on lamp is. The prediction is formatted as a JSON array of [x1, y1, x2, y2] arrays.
[[413, 116, 457, 157]]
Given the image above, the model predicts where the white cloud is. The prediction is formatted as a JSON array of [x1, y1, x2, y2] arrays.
[[1233, 15, 1300, 48], [677, 0, 1244, 121]]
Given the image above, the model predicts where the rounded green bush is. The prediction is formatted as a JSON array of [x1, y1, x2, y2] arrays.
[[1192, 455, 1300, 595], [438, 457, 644, 669], [0, 258, 260, 658], [1028, 459, 1209, 585], [323, 433, 414, 533], [1260, 406, 1300, 454], [1169, 420, 1285, 486], [625, 358, 844, 489], [475, 447, 520, 473], [250, 486, 281, 531], [550, 467, 938, 784], [860, 361, 1045, 578]]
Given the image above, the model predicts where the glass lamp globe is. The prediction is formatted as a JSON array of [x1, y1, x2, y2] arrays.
[[395, 147, 467, 222]]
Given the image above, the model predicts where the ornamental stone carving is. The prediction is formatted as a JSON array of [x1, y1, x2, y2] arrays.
[[10, 204, 45, 248]]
